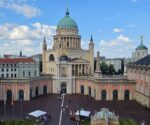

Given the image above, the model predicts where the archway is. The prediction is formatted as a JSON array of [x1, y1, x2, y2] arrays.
[[43, 85, 47, 94], [113, 90, 118, 100], [124, 90, 130, 100], [61, 82, 67, 93], [80, 85, 84, 94], [7, 90, 12, 101], [18, 90, 24, 101], [101, 90, 107, 100], [35, 87, 39, 96], [88, 87, 91, 96]]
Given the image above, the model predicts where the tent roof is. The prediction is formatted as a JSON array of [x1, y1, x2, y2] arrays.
[[75, 110, 90, 117], [28, 110, 47, 118]]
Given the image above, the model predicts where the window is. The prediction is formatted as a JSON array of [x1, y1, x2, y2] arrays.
[[35, 71, 36, 76], [6, 69, 9, 72], [2, 74, 4, 78], [11, 74, 13, 78], [29, 71, 31, 77], [6, 74, 9, 77], [14, 74, 17, 78], [67, 42, 69, 47], [49, 54, 55, 61], [2, 69, 4, 72], [11, 69, 13, 71], [23, 71, 25, 77], [14, 68, 16, 71]]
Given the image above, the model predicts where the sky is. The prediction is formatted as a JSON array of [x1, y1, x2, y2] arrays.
[[0, 0, 150, 58]]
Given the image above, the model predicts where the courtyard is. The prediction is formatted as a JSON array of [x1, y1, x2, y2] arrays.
[[0, 94, 150, 125]]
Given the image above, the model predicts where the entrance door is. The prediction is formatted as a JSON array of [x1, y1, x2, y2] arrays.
[[113, 90, 118, 100], [124, 90, 130, 100], [61, 82, 67, 94], [7, 90, 12, 101], [19, 90, 24, 101]]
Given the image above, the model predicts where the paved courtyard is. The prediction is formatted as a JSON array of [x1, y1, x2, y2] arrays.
[[0, 94, 150, 125]]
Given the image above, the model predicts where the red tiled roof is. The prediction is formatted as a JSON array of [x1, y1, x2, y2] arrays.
[[0, 58, 35, 63]]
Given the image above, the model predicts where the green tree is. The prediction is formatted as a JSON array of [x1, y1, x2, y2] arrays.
[[108, 64, 115, 74], [100, 62, 109, 74]]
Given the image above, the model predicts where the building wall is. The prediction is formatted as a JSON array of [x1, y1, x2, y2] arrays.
[[127, 66, 150, 108], [0, 76, 52, 101], [76, 78, 135, 101]]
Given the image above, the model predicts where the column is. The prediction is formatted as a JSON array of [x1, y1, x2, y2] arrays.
[[81, 64, 83, 75]]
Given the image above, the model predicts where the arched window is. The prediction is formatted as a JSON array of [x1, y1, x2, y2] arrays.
[[49, 54, 55, 61], [35, 87, 39, 96], [43, 85, 47, 94], [101, 90, 107, 100], [113, 90, 118, 100], [124, 90, 130, 100], [80, 85, 84, 94], [18, 90, 24, 101], [7, 90, 12, 101], [88, 87, 91, 96]]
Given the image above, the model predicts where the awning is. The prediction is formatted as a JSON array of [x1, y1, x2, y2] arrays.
[[28, 110, 47, 118], [75, 110, 91, 117]]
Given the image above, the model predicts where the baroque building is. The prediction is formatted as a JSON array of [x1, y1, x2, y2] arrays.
[[127, 55, 150, 108]]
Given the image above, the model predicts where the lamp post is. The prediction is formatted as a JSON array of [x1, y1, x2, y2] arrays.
[[4, 95, 6, 120], [12, 95, 15, 125]]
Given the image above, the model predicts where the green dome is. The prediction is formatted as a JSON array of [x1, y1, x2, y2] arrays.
[[136, 43, 148, 50], [57, 9, 78, 30]]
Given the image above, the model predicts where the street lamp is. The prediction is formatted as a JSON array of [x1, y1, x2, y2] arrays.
[[12, 95, 15, 125]]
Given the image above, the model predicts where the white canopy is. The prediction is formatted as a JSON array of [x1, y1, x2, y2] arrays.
[[28, 110, 47, 118], [75, 110, 91, 117]]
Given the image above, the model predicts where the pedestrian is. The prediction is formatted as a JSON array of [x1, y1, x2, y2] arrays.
[[48, 114, 51, 119], [66, 105, 68, 110]]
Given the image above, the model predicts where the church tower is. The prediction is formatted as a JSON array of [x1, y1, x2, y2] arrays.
[[42, 37, 47, 51], [89, 35, 94, 75]]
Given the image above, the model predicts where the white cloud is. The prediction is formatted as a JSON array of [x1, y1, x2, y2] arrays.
[[99, 35, 134, 58], [0, 23, 56, 55], [100, 35, 131, 47], [113, 28, 123, 33], [0, 0, 41, 18]]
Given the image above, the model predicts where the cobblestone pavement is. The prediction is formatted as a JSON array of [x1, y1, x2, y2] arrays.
[[0, 94, 150, 125]]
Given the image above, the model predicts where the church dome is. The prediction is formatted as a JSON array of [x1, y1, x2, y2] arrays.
[[136, 36, 148, 50], [136, 44, 148, 50], [57, 9, 78, 30]]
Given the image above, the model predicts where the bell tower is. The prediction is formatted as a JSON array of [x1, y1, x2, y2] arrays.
[[89, 35, 94, 75]]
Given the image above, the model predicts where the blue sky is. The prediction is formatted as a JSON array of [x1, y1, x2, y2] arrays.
[[0, 0, 149, 58]]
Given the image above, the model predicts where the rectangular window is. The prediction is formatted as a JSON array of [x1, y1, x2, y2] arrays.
[[2, 74, 4, 78], [6, 74, 9, 77], [6, 69, 9, 72], [11, 68, 13, 71], [11, 74, 13, 78], [2, 69, 4, 72], [14, 74, 17, 78]]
